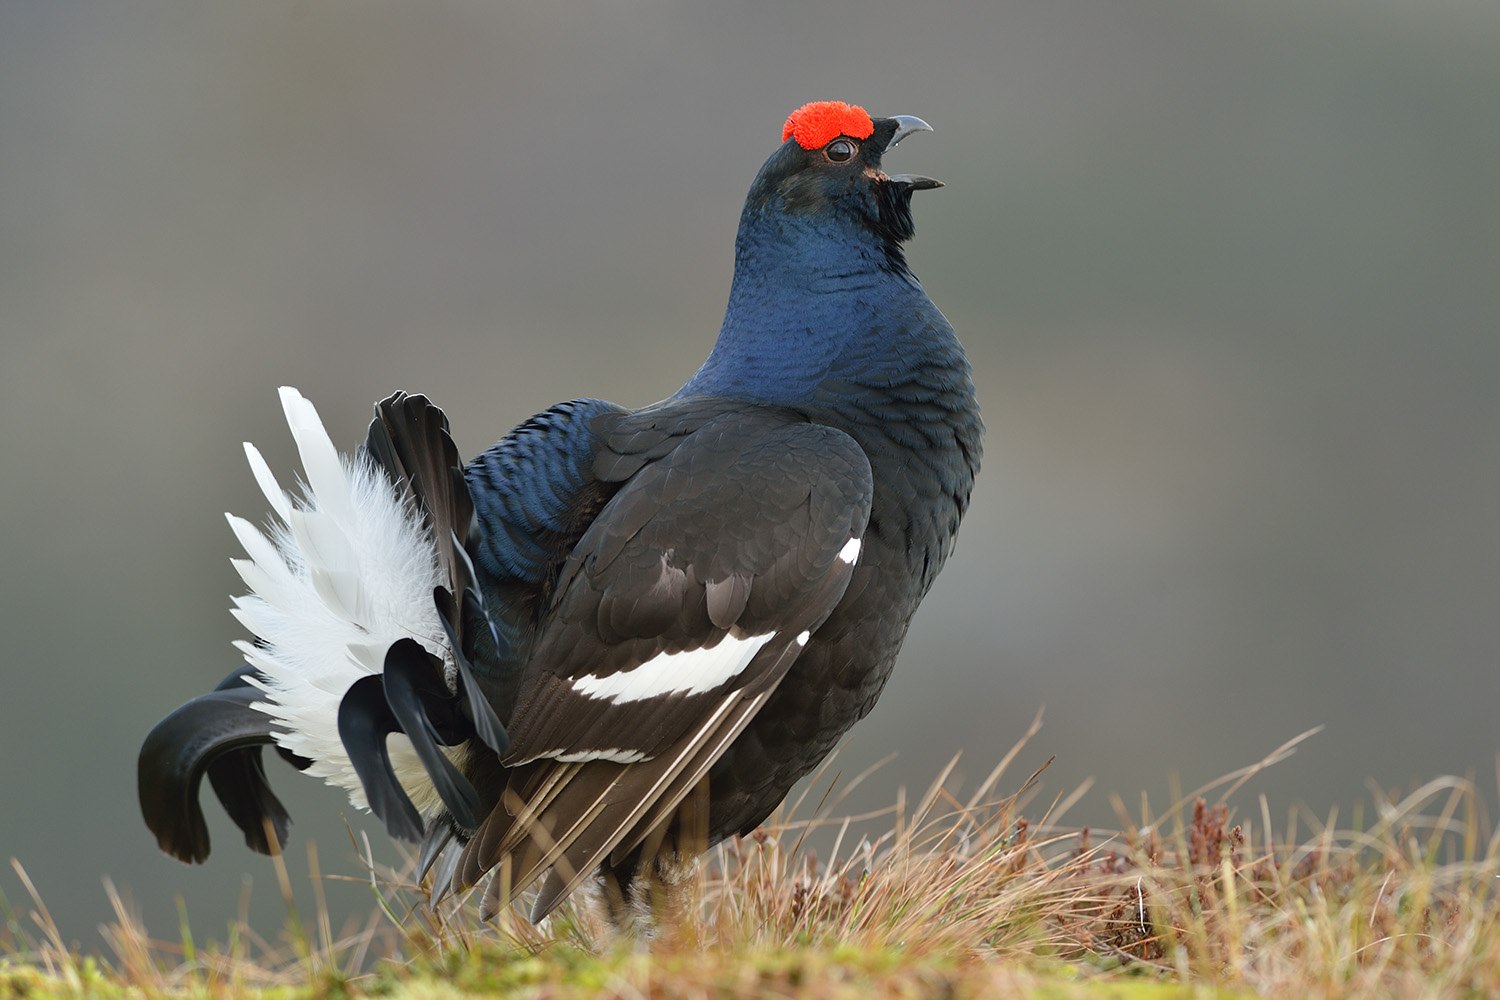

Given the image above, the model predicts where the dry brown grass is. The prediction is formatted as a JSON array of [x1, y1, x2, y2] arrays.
[[5, 720, 1499, 998]]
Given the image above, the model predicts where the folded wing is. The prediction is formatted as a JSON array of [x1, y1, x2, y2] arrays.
[[452, 409, 874, 919]]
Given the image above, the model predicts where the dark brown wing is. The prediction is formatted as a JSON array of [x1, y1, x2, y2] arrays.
[[452, 410, 873, 918]]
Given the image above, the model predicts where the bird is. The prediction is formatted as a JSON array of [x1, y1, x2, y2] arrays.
[[138, 100, 983, 928]]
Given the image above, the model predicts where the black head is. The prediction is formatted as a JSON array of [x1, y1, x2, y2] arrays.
[[743, 101, 941, 255]]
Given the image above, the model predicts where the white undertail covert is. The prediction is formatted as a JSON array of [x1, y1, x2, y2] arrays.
[[227, 387, 449, 814]]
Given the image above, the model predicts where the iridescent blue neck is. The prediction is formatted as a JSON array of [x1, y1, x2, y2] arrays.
[[681, 208, 931, 405]]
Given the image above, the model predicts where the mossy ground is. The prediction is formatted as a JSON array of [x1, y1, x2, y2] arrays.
[[5, 726, 1497, 999], [1, 946, 1260, 999]]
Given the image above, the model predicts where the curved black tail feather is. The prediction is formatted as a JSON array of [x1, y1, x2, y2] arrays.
[[336, 392, 510, 836], [137, 666, 292, 863], [337, 674, 425, 843], [434, 582, 509, 755], [381, 638, 484, 829]]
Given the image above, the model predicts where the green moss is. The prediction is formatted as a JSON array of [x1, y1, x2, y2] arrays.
[[359, 942, 1258, 1000]]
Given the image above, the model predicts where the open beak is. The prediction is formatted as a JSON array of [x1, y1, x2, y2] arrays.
[[880, 115, 943, 190], [886, 115, 933, 147]]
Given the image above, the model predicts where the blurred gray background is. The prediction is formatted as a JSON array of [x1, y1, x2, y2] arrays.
[[2, 0, 1497, 951]]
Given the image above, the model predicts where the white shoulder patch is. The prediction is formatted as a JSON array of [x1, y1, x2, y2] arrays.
[[546, 748, 650, 764], [838, 536, 862, 564], [570, 632, 776, 704]]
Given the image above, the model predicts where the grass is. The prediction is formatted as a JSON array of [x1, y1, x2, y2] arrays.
[[5, 719, 1499, 998]]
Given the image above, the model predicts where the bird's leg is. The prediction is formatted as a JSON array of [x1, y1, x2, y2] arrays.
[[593, 864, 635, 933], [595, 850, 702, 939], [635, 850, 700, 934], [632, 781, 711, 937]]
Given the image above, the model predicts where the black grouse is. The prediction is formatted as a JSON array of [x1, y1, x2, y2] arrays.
[[139, 100, 983, 925]]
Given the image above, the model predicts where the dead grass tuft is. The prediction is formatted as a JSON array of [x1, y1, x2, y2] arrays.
[[5, 721, 1499, 998]]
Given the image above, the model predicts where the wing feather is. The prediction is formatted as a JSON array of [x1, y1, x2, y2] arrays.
[[452, 410, 874, 919]]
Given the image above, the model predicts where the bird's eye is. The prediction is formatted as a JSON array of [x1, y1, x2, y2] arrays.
[[824, 138, 857, 163]]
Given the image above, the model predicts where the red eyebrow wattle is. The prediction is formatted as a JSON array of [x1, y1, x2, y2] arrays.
[[781, 101, 874, 150]]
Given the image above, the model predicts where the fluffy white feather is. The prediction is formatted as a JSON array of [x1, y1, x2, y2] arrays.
[[243, 442, 292, 521], [228, 387, 450, 815]]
